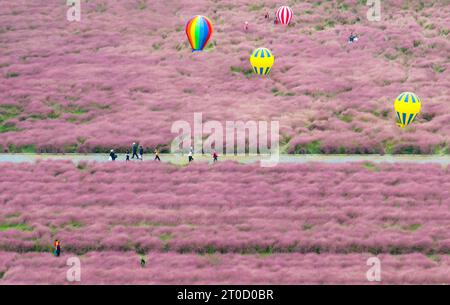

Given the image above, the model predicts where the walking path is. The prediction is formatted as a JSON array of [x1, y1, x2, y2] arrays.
[[0, 154, 449, 165]]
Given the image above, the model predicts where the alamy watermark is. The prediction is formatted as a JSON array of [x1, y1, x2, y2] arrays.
[[366, 257, 381, 282], [67, 0, 81, 22], [66, 257, 81, 282], [367, 0, 381, 22], [171, 113, 280, 167]]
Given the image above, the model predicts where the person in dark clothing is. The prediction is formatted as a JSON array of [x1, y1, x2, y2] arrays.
[[348, 32, 359, 44], [54, 240, 61, 257], [265, 11, 269, 19], [154, 149, 161, 161], [131, 142, 139, 159], [212, 151, 218, 163], [125, 150, 130, 161], [109, 149, 117, 161], [140, 257, 146, 268], [139, 145, 144, 160]]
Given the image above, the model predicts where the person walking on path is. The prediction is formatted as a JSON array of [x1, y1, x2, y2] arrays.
[[212, 151, 218, 163], [109, 149, 117, 161], [131, 142, 139, 159], [188, 147, 194, 163], [139, 145, 144, 160], [125, 149, 130, 162], [154, 148, 161, 161]]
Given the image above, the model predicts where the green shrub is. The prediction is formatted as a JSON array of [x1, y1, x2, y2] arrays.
[[295, 140, 322, 154], [19, 145, 36, 153], [413, 40, 422, 47], [248, 3, 264, 11], [314, 25, 324, 31], [338, 114, 353, 123], [230, 66, 242, 73], [363, 162, 379, 172], [302, 223, 313, 231], [0, 223, 32, 232], [0, 123, 18, 133], [402, 223, 421, 232], [159, 233, 172, 242], [432, 64, 445, 74], [5, 72, 19, 78]]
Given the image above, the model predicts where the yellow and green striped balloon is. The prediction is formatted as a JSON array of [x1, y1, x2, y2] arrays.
[[250, 48, 275, 76], [394, 92, 421, 128]]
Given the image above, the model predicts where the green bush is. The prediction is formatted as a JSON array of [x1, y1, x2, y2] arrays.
[[295, 141, 322, 154]]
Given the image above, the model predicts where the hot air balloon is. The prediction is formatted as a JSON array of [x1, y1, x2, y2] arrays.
[[276, 6, 293, 25], [250, 48, 275, 75], [394, 92, 421, 128], [185, 15, 213, 52]]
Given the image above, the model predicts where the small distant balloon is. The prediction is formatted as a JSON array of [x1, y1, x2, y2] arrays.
[[185, 15, 213, 52], [250, 48, 275, 76], [394, 92, 421, 128], [276, 6, 293, 25]]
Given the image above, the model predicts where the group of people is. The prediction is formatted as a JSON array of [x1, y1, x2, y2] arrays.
[[110, 142, 160, 162], [109, 143, 219, 163], [52, 238, 146, 268]]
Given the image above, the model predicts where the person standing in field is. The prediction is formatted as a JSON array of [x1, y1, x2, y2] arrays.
[[212, 150, 218, 163], [154, 148, 161, 161], [54, 240, 61, 257], [139, 145, 144, 160], [125, 149, 130, 162], [348, 32, 359, 44], [131, 142, 139, 159]]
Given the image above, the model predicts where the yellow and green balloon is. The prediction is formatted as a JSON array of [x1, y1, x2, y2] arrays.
[[394, 92, 421, 128], [250, 48, 275, 75]]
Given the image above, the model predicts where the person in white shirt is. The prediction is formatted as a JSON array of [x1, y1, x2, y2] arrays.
[[188, 147, 194, 163]]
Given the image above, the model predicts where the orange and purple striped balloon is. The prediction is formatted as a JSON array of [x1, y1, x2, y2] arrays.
[[185, 15, 213, 52]]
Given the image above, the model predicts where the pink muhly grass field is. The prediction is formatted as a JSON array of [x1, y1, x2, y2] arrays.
[[0, 161, 449, 284], [0, 0, 449, 153], [1, 251, 450, 284]]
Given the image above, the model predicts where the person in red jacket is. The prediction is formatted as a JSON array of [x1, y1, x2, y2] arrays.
[[53, 239, 61, 257], [212, 151, 218, 163]]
